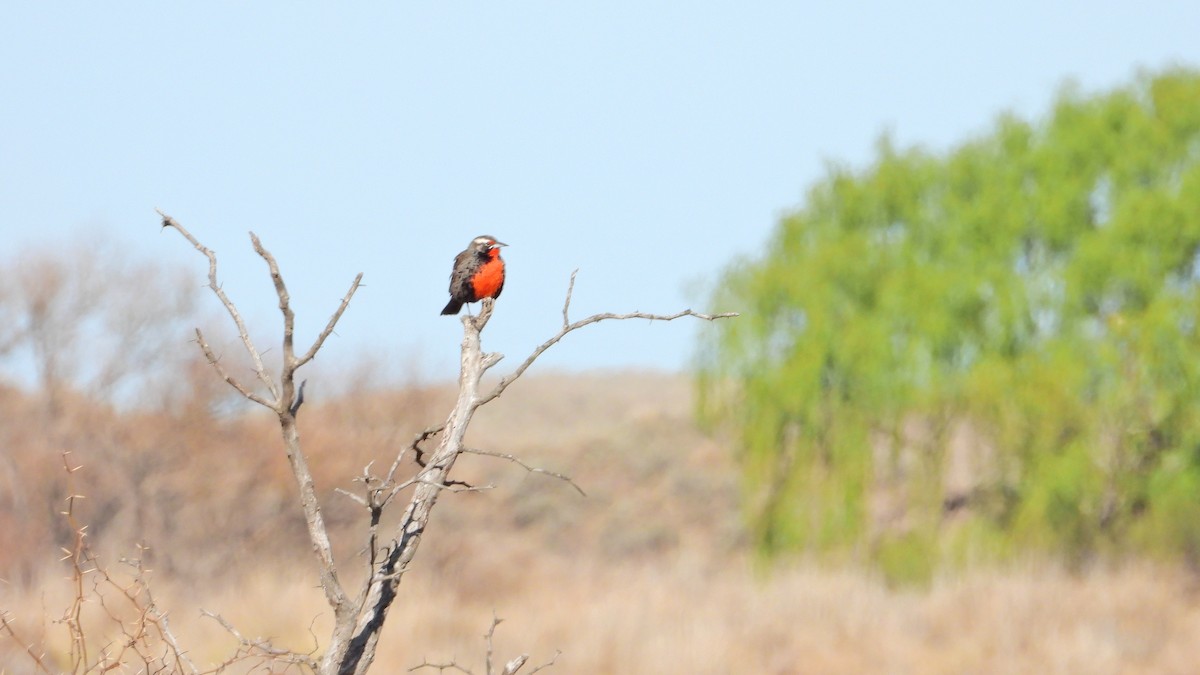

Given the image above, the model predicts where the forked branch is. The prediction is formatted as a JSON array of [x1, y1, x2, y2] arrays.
[[160, 211, 359, 630], [159, 209, 280, 404]]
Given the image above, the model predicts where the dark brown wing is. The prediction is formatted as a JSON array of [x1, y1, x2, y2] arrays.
[[448, 248, 480, 302]]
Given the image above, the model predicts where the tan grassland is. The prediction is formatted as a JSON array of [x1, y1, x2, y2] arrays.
[[2, 371, 1198, 674]]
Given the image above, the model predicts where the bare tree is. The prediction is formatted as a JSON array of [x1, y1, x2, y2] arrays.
[[12, 248, 91, 405], [159, 212, 736, 674], [0, 237, 200, 409]]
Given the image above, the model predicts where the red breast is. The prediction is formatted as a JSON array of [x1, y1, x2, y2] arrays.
[[471, 255, 505, 299]]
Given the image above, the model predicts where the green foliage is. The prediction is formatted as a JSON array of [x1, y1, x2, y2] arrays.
[[698, 69, 1200, 576]]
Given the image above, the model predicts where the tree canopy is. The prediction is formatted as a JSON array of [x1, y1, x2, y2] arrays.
[[699, 68, 1200, 581]]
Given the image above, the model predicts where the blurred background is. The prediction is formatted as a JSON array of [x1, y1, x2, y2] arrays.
[[3, 3, 1200, 673]]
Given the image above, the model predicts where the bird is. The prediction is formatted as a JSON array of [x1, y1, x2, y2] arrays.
[[441, 235, 507, 315]]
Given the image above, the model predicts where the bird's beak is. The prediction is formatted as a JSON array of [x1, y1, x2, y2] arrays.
[[493, 241, 508, 248]]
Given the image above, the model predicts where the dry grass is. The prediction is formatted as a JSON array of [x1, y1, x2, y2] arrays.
[[2, 371, 1200, 673], [6, 555, 1198, 674]]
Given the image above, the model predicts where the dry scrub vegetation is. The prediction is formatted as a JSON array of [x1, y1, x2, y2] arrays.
[[2, 370, 1199, 673]]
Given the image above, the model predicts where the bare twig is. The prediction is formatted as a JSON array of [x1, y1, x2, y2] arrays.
[[297, 272, 363, 369], [193, 327, 274, 408], [407, 424, 445, 470], [335, 486, 371, 507], [526, 651, 562, 674], [155, 605, 197, 675], [560, 269, 577, 328], [409, 660, 475, 674], [58, 453, 90, 671], [201, 609, 320, 671], [0, 611, 54, 674], [485, 614, 501, 675], [460, 448, 586, 497], [416, 477, 495, 493], [408, 614, 549, 675]]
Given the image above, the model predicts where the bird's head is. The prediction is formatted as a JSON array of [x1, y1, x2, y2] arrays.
[[472, 235, 507, 257]]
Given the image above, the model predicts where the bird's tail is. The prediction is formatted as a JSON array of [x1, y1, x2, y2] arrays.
[[440, 299, 463, 315]]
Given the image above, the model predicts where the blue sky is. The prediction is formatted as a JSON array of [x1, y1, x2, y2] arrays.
[[2, 2, 1199, 382]]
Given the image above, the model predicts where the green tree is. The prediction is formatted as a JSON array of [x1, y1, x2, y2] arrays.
[[699, 69, 1200, 580]]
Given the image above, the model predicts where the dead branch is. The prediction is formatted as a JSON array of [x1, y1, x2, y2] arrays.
[[503, 656, 530, 675], [192, 327, 274, 408], [484, 614, 503, 675], [409, 660, 475, 674], [484, 612, 504, 672], [408, 614, 551, 675], [460, 448, 586, 497], [154, 603, 197, 675], [162, 213, 359, 647], [58, 453, 90, 671], [159, 209, 280, 403], [201, 610, 320, 671], [477, 270, 738, 407], [0, 611, 54, 674], [525, 652, 562, 675], [406, 424, 445, 469]]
